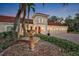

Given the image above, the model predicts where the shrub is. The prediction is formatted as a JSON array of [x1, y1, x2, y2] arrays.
[[0, 31, 16, 53], [37, 34, 79, 55]]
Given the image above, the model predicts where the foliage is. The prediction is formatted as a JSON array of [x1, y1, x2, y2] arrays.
[[0, 31, 13, 38], [65, 14, 79, 33], [37, 34, 79, 56], [27, 3, 35, 19], [49, 16, 58, 22], [49, 16, 64, 23], [0, 31, 16, 53]]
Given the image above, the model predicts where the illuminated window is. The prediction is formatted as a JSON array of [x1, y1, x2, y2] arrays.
[[38, 18, 40, 23], [42, 18, 43, 23]]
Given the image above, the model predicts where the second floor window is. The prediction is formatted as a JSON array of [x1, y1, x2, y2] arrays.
[[42, 18, 44, 23]]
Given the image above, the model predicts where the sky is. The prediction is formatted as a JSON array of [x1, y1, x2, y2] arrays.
[[0, 3, 79, 19]]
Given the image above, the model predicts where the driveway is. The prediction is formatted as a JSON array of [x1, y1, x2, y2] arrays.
[[49, 32, 79, 44]]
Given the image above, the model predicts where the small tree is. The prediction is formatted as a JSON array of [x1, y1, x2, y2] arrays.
[[49, 16, 58, 22], [65, 14, 79, 33]]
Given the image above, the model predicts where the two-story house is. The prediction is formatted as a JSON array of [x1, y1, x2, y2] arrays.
[[0, 13, 68, 35]]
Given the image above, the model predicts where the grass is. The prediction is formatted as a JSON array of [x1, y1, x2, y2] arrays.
[[70, 32, 79, 34], [37, 34, 79, 56]]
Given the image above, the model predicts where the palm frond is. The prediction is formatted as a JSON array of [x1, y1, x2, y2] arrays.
[[31, 7, 35, 13]]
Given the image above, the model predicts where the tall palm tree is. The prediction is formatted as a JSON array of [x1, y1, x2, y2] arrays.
[[13, 3, 24, 38], [13, 4, 23, 32], [19, 3, 26, 36], [13, 3, 68, 38], [13, 3, 35, 38], [27, 3, 35, 19], [13, 3, 27, 38], [27, 3, 35, 30]]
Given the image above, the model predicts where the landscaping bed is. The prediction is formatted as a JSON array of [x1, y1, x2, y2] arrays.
[[37, 34, 79, 56], [0, 31, 16, 53]]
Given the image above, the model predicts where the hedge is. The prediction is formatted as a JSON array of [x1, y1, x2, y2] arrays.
[[0, 31, 16, 53], [37, 34, 79, 56]]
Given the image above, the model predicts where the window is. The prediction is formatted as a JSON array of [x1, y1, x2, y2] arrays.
[[35, 17, 38, 22], [42, 18, 43, 23], [38, 18, 41, 23]]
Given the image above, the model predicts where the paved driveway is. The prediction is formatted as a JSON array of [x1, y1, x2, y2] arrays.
[[49, 32, 79, 44]]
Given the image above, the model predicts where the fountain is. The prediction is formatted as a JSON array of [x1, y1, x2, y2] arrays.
[[28, 27, 39, 51]]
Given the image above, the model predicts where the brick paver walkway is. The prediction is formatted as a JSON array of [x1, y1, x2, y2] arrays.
[[0, 38, 63, 56]]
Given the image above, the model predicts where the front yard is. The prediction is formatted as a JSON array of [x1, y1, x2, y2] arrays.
[[0, 31, 16, 53], [37, 34, 79, 56], [0, 32, 79, 56], [0, 40, 63, 56]]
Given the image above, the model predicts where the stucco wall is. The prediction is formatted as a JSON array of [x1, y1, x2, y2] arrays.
[[33, 25, 68, 34], [0, 22, 68, 35], [19, 24, 34, 35], [0, 22, 13, 32], [48, 25, 68, 33], [33, 14, 48, 34], [33, 15, 48, 25]]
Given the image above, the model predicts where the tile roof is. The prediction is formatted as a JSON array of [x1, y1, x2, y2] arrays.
[[0, 15, 33, 24], [32, 13, 49, 18], [0, 15, 66, 26], [48, 20, 67, 26], [0, 15, 15, 23]]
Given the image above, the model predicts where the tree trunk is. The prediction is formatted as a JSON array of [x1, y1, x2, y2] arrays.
[[13, 4, 23, 39], [21, 4, 27, 36], [17, 19, 20, 38], [27, 8, 30, 31]]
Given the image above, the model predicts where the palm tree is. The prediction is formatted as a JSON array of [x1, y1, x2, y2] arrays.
[[13, 3, 24, 38], [13, 3, 35, 38], [27, 3, 35, 30], [21, 3, 27, 37], [27, 3, 35, 19], [13, 3, 27, 38], [13, 3, 68, 38]]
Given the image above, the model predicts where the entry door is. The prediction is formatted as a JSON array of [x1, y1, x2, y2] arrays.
[[35, 26, 41, 33], [35, 27, 37, 33], [38, 26, 41, 33]]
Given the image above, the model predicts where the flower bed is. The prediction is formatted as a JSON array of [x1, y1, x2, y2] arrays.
[[0, 31, 16, 53], [37, 34, 79, 56]]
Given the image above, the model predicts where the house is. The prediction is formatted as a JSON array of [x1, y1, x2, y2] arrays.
[[0, 13, 68, 35], [32, 13, 49, 34], [0, 15, 14, 32]]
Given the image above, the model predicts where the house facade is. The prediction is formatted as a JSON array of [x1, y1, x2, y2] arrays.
[[0, 15, 14, 32], [32, 13, 49, 34], [0, 13, 68, 35]]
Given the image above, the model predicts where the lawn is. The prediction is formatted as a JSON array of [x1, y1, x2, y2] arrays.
[[37, 34, 79, 56]]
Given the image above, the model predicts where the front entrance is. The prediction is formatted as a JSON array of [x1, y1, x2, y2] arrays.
[[35, 26, 41, 33], [38, 26, 41, 33]]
